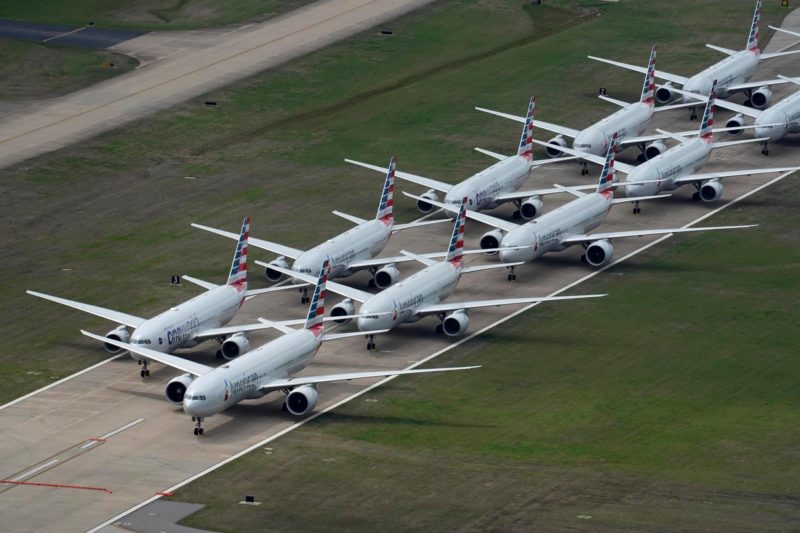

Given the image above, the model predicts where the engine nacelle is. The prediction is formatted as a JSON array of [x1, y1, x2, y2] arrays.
[[165, 373, 194, 404], [750, 86, 773, 110], [221, 332, 249, 360], [644, 140, 667, 160], [724, 113, 745, 136], [442, 310, 470, 337], [699, 179, 724, 202], [655, 82, 678, 105], [585, 239, 614, 268], [104, 325, 130, 354], [480, 229, 505, 255], [330, 298, 355, 325], [519, 196, 544, 220], [544, 135, 567, 158], [285, 385, 319, 416], [264, 256, 289, 283], [374, 263, 400, 289], [416, 189, 439, 214]]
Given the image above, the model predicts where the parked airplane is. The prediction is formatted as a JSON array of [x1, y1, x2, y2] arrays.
[[588, 0, 800, 117], [533, 82, 797, 211], [345, 97, 582, 221], [406, 139, 756, 279], [27, 218, 309, 376], [475, 46, 703, 173], [192, 157, 459, 301], [86, 260, 479, 435], [259, 198, 605, 350]]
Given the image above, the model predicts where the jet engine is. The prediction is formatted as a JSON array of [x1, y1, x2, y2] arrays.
[[750, 87, 773, 109], [374, 264, 400, 289], [221, 332, 249, 360], [330, 298, 355, 325], [519, 196, 544, 220], [585, 239, 614, 268], [724, 113, 745, 136], [699, 179, 724, 202], [285, 385, 319, 416], [545, 135, 567, 158], [264, 256, 289, 282], [480, 229, 505, 255], [104, 325, 130, 354], [644, 140, 667, 160], [165, 373, 194, 404], [442, 310, 470, 337], [416, 189, 440, 214], [655, 82, 678, 105]]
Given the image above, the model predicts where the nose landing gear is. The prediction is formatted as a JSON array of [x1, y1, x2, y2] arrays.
[[507, 265, 517, 282], [366, 334, 376, 351], [632, 201, 641, 214], [300, 287, 309, 304], [580, 161, 589, 176], [761, 141, 769, 156], [192, 417, 204, 436], [138, 359, 150, 377], [689, 106, 697, 121]]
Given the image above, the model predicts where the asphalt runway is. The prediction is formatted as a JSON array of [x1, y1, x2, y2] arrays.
[[2, 9, 800, 533], [0, 19, 144, 48], [0, 0, 434, 169]]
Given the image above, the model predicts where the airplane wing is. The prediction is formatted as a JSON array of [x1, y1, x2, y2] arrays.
[[728, 78, 789, 91], [194, 311, 382, 338], [331, 210, 368, 225], [345, 158, 453, 193], [257, 365, 480, 393], [347, 247, 509, 269], [253, 260, 373, 302], [414, 293, 606, 316], [665, 86, 762, 118], [529, 139, 636, 174], [673, 166, 799, 185], [27, 290, 146, 328], [587, 55, 689, 85], [560, 224, 756, 245], [81, 330, 213, 376], [191, 223, 304, 259], [474, 106, 580, 138], [392, 218, 451, 232]]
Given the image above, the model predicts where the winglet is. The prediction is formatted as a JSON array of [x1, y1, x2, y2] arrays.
[[445, 197, 468, 265], [596, 135, 617, 197], [747, 0, 762, 52], [699, 80, 717, 142], [226, 217, 249, 290], [640, 45, 657, 105], [375, 156, 396, 224], [304, 259, 330, 336], [517, 96, 535, 160]]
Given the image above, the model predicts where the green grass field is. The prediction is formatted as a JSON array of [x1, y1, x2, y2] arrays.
[[1, 0, 798, 528], [0, 0, 313, 30]]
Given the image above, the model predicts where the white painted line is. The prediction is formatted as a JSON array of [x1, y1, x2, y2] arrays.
[[87, 168, 796, 533], [10, 459, 59, 482], [0, 354, 125, 412], [99, 418, 145, 440], [42, 26, 86, 43]]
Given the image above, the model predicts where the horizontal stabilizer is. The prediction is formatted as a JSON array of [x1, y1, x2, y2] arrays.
[[598, 94, 630, 108], [331, 210, 367, 225], [399, 249, 438, 267], [474, 147, 508, 161], [462, 261, 524, 274], [393, 218, 451, 232], [610, 194, 671, 205], [321, 329, 389, 342], [705, 43, 736, 56], [254, 260, 373, 303]]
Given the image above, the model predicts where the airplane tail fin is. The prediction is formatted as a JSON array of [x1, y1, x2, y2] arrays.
[[640, 45, 657, 105], [517, 96, 535, 160], [596, 135, 618, 197], [699, 79, 717, 141], [226, 216, 249, 289], [304, 259, 330, 334], [375, 156, 396, 222], [444, 197, 468, 265], [746, 0, 762, 52]]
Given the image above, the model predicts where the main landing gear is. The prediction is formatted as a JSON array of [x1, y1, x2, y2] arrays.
[[632, 201, 641, 214], [507, 265, 517, 282], [761, 141, 770, 156], [138, 359, 150, 377], [366, 334, 377, 351], [300, 287, 309, 304], [192, 416, 204, 436]]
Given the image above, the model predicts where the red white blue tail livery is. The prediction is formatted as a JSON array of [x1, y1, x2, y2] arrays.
[[304, 259, 330, 334], [226, 216, 249, 289], [699, 79, 717, 141], [375, 156, 395, 222], [445, 198, 467, 265], [640, 45, 656, 105], [517, 96, 535, 160], [747, 0, 761, 52]]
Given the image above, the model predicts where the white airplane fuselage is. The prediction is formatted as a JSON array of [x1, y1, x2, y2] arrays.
[[182, 328, 321, 418], [754, 88, 800, 142], [443, 156, 532, 211], [573, 102, 653, 156], [497, 193, 612, 263], [357, 261, 462, 331], [292, 219, 393, 279], [681, 49, 759, 100], [129, 284, 245, 358], [625, 138, 713, 197]]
